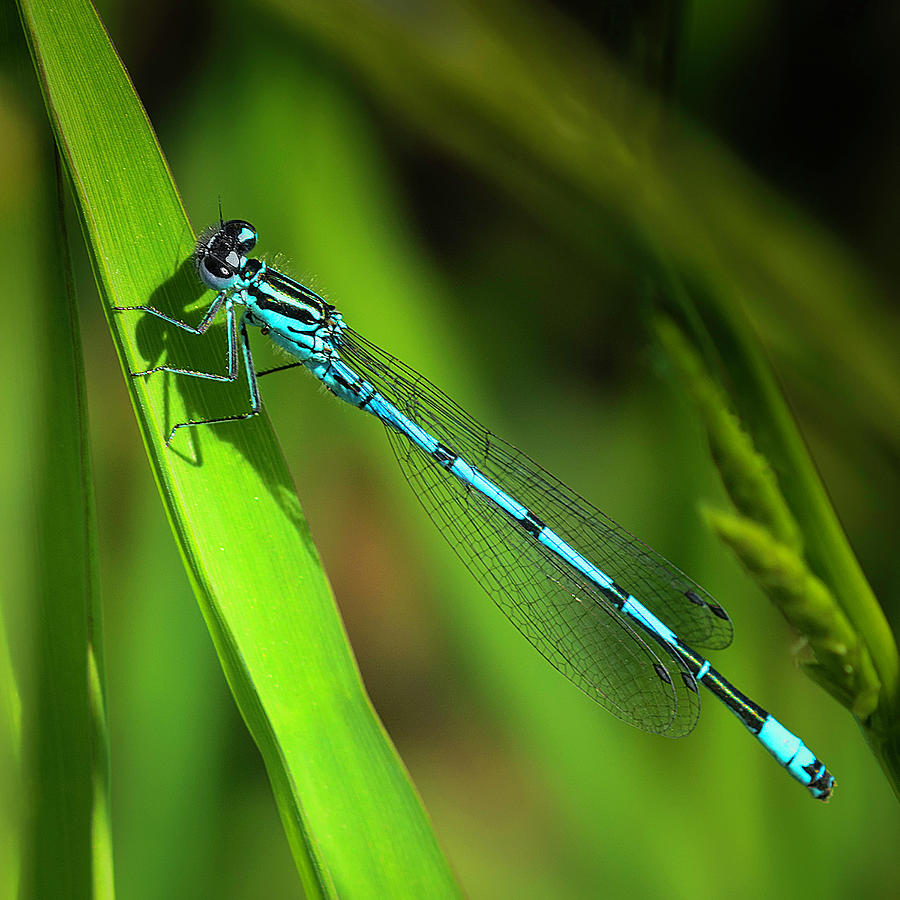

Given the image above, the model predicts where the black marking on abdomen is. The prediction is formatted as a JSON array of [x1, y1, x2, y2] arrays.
[[805, 761, 834, 798], [433, 443, 458, 468], [600, 586, 626, 611], [746, 716, 764, 736], [520, 510, 545, 537], [609, 580, 630, 602]]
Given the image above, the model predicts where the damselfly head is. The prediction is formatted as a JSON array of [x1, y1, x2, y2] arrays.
[[195, 219, 258, 292]]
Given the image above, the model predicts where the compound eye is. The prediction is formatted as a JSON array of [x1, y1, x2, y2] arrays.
[[207, 259, 231, 279], [224, 219, 257, 254], [200, 256, 237, 291]]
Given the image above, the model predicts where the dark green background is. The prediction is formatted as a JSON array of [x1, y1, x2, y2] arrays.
[[6, 0, 899, 896]]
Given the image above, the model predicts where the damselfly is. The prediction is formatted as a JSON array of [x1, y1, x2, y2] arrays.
[[115, 219, 834, 800]]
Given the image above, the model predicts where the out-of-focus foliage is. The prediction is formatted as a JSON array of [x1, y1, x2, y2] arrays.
[[4, 0, 899, 897]]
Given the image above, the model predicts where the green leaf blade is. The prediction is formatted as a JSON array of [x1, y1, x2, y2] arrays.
[[18, 0, 458, 893]]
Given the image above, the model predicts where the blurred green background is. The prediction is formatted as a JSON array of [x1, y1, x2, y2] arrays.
[[4, 0, 900, 896]]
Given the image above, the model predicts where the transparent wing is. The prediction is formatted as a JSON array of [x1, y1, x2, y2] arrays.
[[339, 329, 722, 736], [343, 330, 733, 649]]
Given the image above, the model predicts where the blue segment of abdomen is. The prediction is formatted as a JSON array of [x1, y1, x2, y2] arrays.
[[326, 357, 659, 615], [758, 717, 827, 795], [621, 597, 678, 645], [537, 530, 615, 592]]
